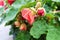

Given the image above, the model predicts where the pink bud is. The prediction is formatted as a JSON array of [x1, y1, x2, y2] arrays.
[[37, 8, 45, 16]]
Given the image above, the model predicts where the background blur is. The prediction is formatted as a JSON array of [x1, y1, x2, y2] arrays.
[[0, 23, 13, 40]]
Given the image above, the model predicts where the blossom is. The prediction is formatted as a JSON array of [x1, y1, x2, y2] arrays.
[[21, 8, 35, 25], [8, 0, 15, 5], [0, 0, 4, 6]]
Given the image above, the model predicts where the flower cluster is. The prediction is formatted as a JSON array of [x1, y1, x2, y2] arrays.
[[14, 2, 46, 31], [21, 7, 45, 25]]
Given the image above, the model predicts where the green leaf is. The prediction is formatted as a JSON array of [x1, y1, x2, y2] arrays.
[[55, 12, 60, 17], [0, 7, 4, 16], [20, 2, 36, 10], [44, 5, 52, 13], [46, 13, 55, 19], [46, 26, 60, 40], [2, 0, 36, 24], [52, 0, 60, 2], [15, 31, 30, 40], [3, 7, 18, 23], [30, 20, 47, 39]]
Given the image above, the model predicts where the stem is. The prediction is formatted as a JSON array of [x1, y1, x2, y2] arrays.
[[53, 10, 60, 13]]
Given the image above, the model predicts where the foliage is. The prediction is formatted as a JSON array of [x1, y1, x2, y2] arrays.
[[46, 26, 60, 40], [30, 20, 47, 39]]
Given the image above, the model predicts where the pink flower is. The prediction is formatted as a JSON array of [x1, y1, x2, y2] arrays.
[[0, 0, 4, 6], [8, 0, 15, 5], [21, 8, 35, 25], [37, 8, 45, 16]]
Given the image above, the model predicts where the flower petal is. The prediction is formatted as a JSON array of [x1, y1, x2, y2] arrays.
[[21, 8, 35, 25]]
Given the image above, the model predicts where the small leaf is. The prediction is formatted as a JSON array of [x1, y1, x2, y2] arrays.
[[46, 13, 55, 19]]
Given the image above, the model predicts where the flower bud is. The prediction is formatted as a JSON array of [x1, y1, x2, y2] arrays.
[[37, 8, 45, 16], [20, 23, 27, 31], [35, 2, 41, 10], [14, 21, 20, 27]]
